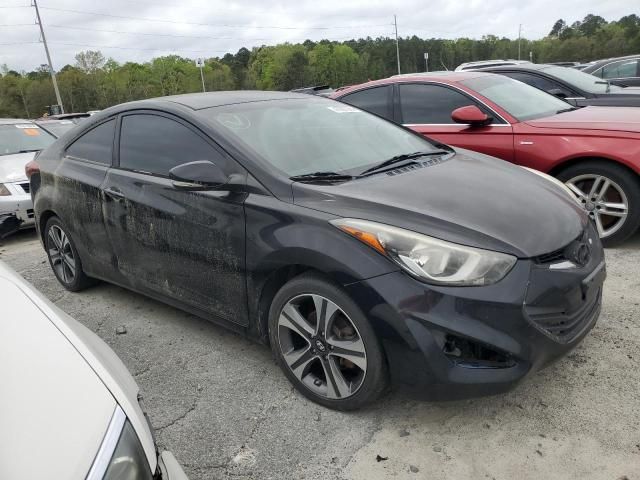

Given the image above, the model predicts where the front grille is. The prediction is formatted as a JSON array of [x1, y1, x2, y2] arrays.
[[534, 247, 566, 264], [525, 288, 601, 343], [19, 182, 30, 193]]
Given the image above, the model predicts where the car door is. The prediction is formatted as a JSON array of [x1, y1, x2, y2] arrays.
[[102, 112, 249, 325], [56, 118, 117, 275], [395, 82, 515, 161]]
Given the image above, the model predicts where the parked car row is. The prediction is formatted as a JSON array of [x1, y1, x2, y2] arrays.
[[22, 87, 606, 413], [1, 64, 629, 473], [456, 54, 640, 87]]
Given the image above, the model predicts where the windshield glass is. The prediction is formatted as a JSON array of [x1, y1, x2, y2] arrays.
[[461, 75, 571, 121], [36, 121, 76, 138], [0, 123, 55, 156], [542, 66, 622, 93], [200, 98, 442, 177]]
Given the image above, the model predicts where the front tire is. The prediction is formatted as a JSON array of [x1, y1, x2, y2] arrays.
[[557, 161, 640, 247], [44, 216, 95, 291], [268, 273, 388, 410]]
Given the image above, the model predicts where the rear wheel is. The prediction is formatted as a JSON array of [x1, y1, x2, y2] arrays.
[[44, 216, 95, 291], [268, 273, 388, 410], [557, 161, 640, 247]]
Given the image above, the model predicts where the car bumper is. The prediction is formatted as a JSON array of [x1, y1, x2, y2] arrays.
[[158, 451, 190, 480], [345, 224, 605, 400], [0, 191, 35, 227]]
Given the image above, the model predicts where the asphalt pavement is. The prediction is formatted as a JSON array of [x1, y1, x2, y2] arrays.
[[2, 229, 639, 480]]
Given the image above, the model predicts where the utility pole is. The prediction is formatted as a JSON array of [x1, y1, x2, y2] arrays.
[[518, 24, 522, 60], [195, 58, 206, 92], [529, 51, 533, 62], [424, 52, 429, 72], [32, 0, 64, 113], [394, 15, 401, 75]]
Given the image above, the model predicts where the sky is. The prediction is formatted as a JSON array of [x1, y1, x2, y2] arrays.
[[0, 0, 634, 71]]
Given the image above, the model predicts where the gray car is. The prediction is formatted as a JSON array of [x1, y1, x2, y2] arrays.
[[0, 260, 188, 479], [0, 119, 56, 237]]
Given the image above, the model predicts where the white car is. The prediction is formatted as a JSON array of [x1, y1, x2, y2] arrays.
[[0, 119, 55, 237], [455, 59, 532, 71], [0, 260, 188, 480]]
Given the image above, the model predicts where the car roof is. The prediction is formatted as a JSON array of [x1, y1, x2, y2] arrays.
[[129, 90, 313, 111], [336, 71, 493, 95], [588, 54, 640, 66], [0, 118, 33, 125], [476, 63, 553, 72]]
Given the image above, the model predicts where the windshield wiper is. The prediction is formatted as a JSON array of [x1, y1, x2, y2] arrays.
[[556, 107, 580, 114], [289, 171, 355, 182], [18, 149, 42, 153], [359, 150, 449, 176]]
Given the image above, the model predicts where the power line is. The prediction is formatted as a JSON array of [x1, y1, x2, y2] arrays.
[[49, 41, 228, 53], [39, 6, 391, 30], [0, 41, 39, 46], [45, 24, 271, 41]]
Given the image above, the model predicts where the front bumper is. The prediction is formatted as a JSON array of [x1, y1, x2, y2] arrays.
[[345, 224, 605, 400], [158, 451, 189, 480], [0, 181, 35, 229]]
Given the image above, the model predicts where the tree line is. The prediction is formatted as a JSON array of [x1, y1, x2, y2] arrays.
[[1, 13, 638, 118]]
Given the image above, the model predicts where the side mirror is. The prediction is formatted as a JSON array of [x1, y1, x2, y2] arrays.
[[169, 160, 228, 188], [451, 105, 492, 127], [548, 88, 568, 99]]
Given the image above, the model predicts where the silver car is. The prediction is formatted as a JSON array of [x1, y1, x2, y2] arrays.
[[0, 261, 188, 480], [0, 119, 56, 237]]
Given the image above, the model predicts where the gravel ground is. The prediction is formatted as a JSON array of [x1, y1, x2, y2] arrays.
[[2, 229, 639, 480]]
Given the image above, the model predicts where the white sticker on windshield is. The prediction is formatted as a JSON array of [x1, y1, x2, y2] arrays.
[[60, 120, 73, 124], [15, 124, 40, 129], [327, 106, 360, 113]]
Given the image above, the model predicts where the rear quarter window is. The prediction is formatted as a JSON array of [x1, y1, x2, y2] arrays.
[[66, 119, 115, 165]]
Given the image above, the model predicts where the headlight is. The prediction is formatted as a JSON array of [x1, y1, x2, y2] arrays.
[[87, 406, 154, 480], [0, 184, 11, 196], [331, 219, 516, 286], [522, 167, 580, 203]]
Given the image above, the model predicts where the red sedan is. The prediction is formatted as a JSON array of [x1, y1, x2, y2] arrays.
[[332, 72, 640, 246]]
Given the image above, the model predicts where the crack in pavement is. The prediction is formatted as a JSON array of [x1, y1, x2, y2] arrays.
[[155, 400, 198, 432]]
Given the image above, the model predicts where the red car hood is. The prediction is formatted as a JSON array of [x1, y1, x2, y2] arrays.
[[526, 106, 640, 134]]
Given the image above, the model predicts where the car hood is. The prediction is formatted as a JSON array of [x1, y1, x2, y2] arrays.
[[292, 148, 586, 258], [0, 151, 35, 183], [525, 106, 640, 133], [0, 262, 157, 478]]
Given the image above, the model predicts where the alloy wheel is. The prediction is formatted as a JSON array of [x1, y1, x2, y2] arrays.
[[565, 174, 628, 238], [277, 294, 367, 400], [47, 225, 76, 284]]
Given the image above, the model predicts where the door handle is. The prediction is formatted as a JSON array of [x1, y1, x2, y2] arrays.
[[104, 187, 125, 201]]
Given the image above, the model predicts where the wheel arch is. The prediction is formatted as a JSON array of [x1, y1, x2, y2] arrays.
[[548, 155, 640, 178], [251, 264, 350, 346], [37, 209, 58, 242]]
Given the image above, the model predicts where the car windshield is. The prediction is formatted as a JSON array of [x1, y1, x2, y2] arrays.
[[0, 123, 55, 156], [200, 98, 442, 177], [542, 66, 623, 93], [461, 75, 571, 121], [36, 121, 76, 138]]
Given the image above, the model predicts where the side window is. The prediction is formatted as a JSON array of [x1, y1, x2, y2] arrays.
[[500, 72, 569, 95], [399, 83, 487, 124], [339, 86, 392, 120], [119, 114, 224, 176], [601, 59, 639, 79], [66, 119, 115, 165]]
